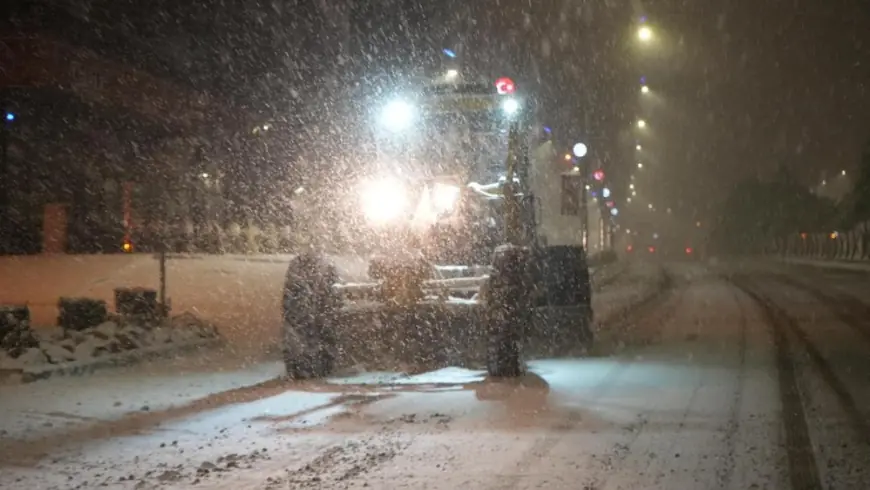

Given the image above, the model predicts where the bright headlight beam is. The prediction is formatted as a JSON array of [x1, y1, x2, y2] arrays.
[[431, 183, 460, 213], [380, 100, 414, 131], [360, 177, 408, 224]]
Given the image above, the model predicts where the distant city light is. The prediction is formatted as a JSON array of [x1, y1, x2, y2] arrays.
[[4, 112, 14, 122], [593, 169, 605, 181], [572, 142, 588, 158], [637, 119, 647, 128], [611, 208, 619, 216], [641, 85, 650, 94], [842, 170, 847, 176], [602, 187, 611, 198], [443, 48, 457, 58]]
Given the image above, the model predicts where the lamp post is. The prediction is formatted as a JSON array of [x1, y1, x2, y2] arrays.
[[573, 141, 590, 248]]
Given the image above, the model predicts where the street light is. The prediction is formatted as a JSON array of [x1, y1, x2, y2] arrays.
[[629, 183, 635, 189], [641, 85, 650, 94], [572, 142, 588, 158], [637, 162, 643, 169], [648, 203, 654, 209], [638, 26, 653, 42], [564, 153, 572, 161], [445, 69, 459, 80], [842, 170, 847, 176], [636, 144, 642, 151], [637, 119, 647, 129]]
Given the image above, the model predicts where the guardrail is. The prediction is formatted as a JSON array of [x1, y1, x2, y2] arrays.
[[767, 222, 870, 262]]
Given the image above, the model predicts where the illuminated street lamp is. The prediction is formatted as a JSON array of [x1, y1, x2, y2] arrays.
[[638, 26, 653, 42], [564, 153, 572, 161], [637, 119, 647, 129], [636, 144, 642, 151], [641, 85, 650, 94], [572, 142, 588, 158], [637, 162, 643, 169], [648, 203, 654, 209]]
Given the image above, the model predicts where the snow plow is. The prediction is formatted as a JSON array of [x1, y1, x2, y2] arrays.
[[282, 74, 597, 379]]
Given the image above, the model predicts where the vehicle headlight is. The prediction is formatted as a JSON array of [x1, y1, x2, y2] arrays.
[[431, 183, 460, 213], [360, 177, 408, 224], [379, 99, 415, 132], [502, 97, 520, 116]]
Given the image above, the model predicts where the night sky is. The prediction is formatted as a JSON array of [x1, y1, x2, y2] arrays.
[[2, 0, 869, 227]]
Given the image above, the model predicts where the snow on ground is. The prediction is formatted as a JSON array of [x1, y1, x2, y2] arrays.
[[2, 261, 839, 489], [0, 253, 369, 355], [12, 259, 870, 489]]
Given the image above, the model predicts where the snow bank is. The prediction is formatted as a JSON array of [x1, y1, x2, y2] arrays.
[[0, 306, 220, 381]]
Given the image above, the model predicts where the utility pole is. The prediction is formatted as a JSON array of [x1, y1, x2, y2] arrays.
[[0, 108, 12, 253], [579, 112, 590, 249]]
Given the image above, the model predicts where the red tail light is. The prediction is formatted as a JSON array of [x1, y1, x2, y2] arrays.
[[626, 245, 633, 252], [648, 246, 655, 253], [685, 247, 693, 254]]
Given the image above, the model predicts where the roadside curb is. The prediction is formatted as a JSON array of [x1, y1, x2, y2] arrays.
[[1, 337, 224, 384], [776, 257, 870, 273]]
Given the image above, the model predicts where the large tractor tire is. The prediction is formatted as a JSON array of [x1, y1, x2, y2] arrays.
[[282, 253, 340, 379], [533, 245, 594, 347], [485, 245, 532, 377]]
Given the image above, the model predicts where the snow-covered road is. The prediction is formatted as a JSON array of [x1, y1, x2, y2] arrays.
[[3, 260, 870, 489]]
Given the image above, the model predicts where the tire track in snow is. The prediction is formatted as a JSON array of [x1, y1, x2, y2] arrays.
[[752, 275, 870, 446], [728, 276, 823, 490], [491, 270, 683, 490], [711, 285, 749, 490], [767, 272, 870, 345]]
